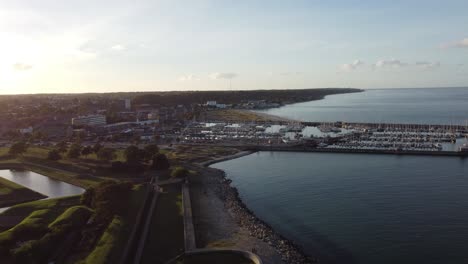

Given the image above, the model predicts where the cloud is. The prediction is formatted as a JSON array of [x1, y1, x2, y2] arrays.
[[454, 38, 468, 48], [280, 71, 303, 76], [13, 63, 33, 71], [110, 44, 126, 51], [441, 38, 468, 49], [415, 61, 441, 69], [374, 59, 408, 68], [178, 74, 199, 81], [209, 72, 238, 80], [340, 59, 364, 71]]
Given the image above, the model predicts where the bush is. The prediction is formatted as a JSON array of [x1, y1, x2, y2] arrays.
[[67, 143, 82, 159], [124, 145, 145, 164], [8, 141, 28, 156], [97, 148, 116, 161], [171, 167, 189, 178], [47, 149, 62, 161], [152, 153, 170, 170]]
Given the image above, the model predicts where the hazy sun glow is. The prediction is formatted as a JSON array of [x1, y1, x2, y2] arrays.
[[0, 1, 467, 94]]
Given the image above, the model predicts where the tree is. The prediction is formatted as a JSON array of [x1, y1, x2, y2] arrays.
[[97, 148, 116, 161], [81, 146, 93, 157], [47, 149, 62, 161], [124, 145, 145, 164], [56, 141, 68, 153], [92, 142, 103, 153], [171, 166, 189, 178], [9, 141, 28, 157], [67, 143, 82, 159], [152, 153, 170, 170], [143, 144, 159, 161]]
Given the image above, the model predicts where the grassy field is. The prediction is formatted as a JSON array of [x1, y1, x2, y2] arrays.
[[168, 145, 241, 164], [141, 183, 184, 264], [0, 177, 47, 208], [203, 109, 282, 122]]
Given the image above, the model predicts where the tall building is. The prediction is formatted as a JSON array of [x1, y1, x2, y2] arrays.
[[72, 114, 107, 126], [124, 99, 131, 110]]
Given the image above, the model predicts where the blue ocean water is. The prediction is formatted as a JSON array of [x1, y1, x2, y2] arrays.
[[258, 88, 468, 125], [212, 152, 468, 264]]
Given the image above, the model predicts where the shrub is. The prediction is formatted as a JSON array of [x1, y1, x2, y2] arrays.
[[47, 149, 62, 161], [97, 148, 116, 161], [152, 153, 170, 170], [171, 167, 189, 178], [67, 143, 82, 159]]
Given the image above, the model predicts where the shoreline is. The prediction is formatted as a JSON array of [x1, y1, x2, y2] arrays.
[[196, 151, 315, 264]]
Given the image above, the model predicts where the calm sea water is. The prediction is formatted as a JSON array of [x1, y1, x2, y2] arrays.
[[214, 88, 468, 264], [212, 152, 468, 264], [259, 88, 468, 125]]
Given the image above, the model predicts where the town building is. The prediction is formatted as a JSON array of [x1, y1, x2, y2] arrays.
[[72, 114, 107, 127]]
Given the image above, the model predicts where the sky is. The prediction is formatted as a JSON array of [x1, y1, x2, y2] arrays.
[[0, 0, 467, 94]]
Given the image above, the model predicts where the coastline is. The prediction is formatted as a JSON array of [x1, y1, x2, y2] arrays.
[[191, 150, 315, 264]]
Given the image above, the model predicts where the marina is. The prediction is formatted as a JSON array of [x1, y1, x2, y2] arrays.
[[180, 121, 468, 155]]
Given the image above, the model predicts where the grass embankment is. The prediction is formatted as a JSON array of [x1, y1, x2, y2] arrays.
[[0, 196, 82, 261], [141, 184, 184, 264], [83, 216, 123, 264], [70, 184, 148, 264], [0, 177, 47, 208]]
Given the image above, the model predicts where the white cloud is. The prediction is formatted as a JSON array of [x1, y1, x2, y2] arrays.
[[441, 38, 468, 49], [178, 74, 199, 81], [13, 63, 33, 71], [453, 38, 468, 48], [209, 72, 238, 79], [374, 59, 408, 68], [340, 59, 364, 71], [415, 61, 441, 69], [110, 44, 126, 51]]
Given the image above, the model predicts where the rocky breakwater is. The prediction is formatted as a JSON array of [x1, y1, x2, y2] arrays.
[[212, 169, 317, 264]]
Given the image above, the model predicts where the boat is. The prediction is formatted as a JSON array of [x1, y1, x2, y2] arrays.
[[458, 144, 468, 152]]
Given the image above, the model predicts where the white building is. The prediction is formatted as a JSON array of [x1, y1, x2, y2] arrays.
[[72, 115, 107, 126], [124, 99, 131, 110], [19, 127, 33, 135], [206, 101, 217, 106]]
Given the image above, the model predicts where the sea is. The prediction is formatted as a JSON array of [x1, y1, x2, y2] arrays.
[[211, 88, 468, 264]]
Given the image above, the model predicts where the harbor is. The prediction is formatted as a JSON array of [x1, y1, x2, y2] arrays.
[[179, 121, 468, 156]]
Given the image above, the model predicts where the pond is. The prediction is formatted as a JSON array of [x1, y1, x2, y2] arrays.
[[0, 169, 85, 213]]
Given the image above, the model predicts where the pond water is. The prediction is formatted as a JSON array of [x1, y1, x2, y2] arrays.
[[0, 169, 85, 213]]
